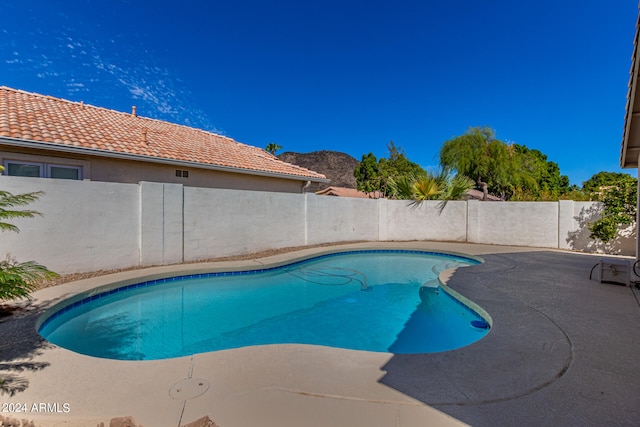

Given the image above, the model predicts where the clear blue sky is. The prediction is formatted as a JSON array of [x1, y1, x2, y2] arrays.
[[1, 1, 638, 186]]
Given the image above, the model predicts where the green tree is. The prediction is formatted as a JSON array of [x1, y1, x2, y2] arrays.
[[380, 141, 426, 181], [582, 171, 634, 198], [0, 186, 57, 301], [439, 127, 512, 199], [440, 127, 572, 200], [509, 145, 570, 200], [355, 142, 426, 197], [354, 152, 381, 194], [586, 172, 637, 243], [265, 142, 282, 155]]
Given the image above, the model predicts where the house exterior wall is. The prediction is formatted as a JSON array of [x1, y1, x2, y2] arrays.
[[0, 146, 311, 193], [0, 176, 634, 275]]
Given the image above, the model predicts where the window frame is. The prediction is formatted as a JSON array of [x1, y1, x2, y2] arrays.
[[46, 163, 83, 180], [3, 159, 83, 180], [4, 160, 44, 177]]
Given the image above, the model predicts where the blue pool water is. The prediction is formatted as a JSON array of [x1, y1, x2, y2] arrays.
[[39, 250, 490, 360]]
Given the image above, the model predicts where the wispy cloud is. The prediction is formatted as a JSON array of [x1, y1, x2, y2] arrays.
[[1, 17, 221, 134]]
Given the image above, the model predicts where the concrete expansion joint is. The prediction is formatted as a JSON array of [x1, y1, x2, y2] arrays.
[[270, 386, 424, 406]]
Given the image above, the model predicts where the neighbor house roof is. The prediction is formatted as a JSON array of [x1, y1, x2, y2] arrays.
[[465, 189, 502, 201], [0, 87, 328, 182], [315, 186, 501, 201], [621, 5, 640, 168], [315, 186, 383, 198]]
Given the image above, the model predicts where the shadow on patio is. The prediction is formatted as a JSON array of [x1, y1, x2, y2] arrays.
[[377, 250, 640, 426], [0, 299, 60, 396]]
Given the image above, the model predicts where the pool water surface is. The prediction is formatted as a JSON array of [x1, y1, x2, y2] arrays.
[[39, 250, 490, 360]]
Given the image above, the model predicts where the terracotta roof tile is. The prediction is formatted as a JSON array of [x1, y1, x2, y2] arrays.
[[0, 87, 327, 182], [316, 186, 383, 198]]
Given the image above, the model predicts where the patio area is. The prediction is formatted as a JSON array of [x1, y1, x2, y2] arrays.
[[1, 241, 639, 427]]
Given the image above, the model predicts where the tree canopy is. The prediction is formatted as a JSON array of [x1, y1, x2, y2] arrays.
[[439, 127, 570, 200], [265, 142, 282, 155], [354, 141, 426, 197], [354, 152, 381, 193], [585, 172, 637, 243], [582, 171, 635, 197]]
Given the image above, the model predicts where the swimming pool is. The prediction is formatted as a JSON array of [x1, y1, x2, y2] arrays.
[[38, 250, 490, 360]]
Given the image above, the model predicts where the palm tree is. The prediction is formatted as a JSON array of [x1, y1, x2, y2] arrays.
[[389, 169, 474, 211], [0, 182, 57, 301], [0, 256, 57, 300], [265, 142, 282, 155], [0, 190, 44, 232], [437, 174, 474, 212], [412, 176, 442, 202]]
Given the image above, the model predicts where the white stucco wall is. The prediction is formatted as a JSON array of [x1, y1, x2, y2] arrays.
[[305, 194, 378, 245], [0, 176, 140, 273], [0, 176, 634, 274], [385, 200, 467, 241], [467, 201, 560, 248], [183, 187, 306, 261]]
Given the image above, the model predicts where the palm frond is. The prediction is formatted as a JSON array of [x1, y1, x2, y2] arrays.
[[0, 191, 44, 233], [437, 174, 475, 213], [0, 191, 44, 208], [412, 176, 441, 201], [407, 176, 441, 208], [387, 175, 416, 200], [0, 259, 58, 300]]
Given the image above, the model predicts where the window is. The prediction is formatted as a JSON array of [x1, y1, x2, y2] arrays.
[[48, 164, 81, 180], [7, 161, 42, 177], [4, 160, 82, 180]]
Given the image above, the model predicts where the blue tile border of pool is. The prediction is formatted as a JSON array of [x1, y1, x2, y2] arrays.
[[38, 250, 483, 333]]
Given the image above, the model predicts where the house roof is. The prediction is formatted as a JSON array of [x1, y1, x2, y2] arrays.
[[315, 186, 501, 201], [465, 188, 502, 201], [315, 186, 383, 198], [0, 86, 328, 182], [621, 6, 640, 168]]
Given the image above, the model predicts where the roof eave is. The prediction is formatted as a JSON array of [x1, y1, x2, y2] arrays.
[[0, 137, 330, 183], [621, 6, 640, 169]]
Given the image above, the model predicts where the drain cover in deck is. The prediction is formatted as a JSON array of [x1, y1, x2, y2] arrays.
[[169, 377, 210, 399]]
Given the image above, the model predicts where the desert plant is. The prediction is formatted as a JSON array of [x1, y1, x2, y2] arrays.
[[0, 190, 44, 232], [0, 175, 57, 301], [412, 175, 442, 202], [388, 169, 473, 211], [0, 255, 57, 300]]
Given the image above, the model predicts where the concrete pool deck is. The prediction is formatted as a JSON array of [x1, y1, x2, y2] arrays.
[[1, 241, 640, 426]]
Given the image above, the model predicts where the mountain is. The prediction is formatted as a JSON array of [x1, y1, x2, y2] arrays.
[[279, 150, 359, 189]]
